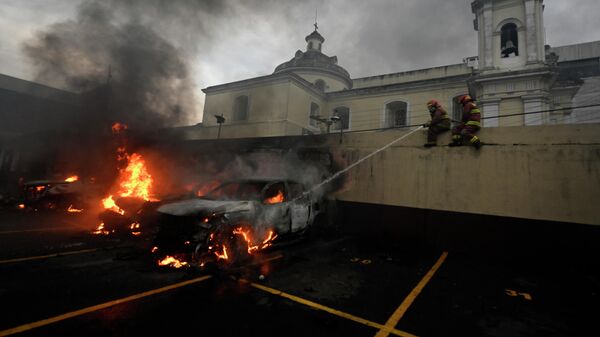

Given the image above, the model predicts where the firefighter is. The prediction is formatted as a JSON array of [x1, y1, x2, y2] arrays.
[[422, 99, 451, 147], [449, 95, 482, 149]]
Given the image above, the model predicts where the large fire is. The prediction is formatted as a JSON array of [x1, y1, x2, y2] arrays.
[[101, 195, 125, 215]]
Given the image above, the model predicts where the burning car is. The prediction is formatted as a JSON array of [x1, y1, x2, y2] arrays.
[[152, 178, 323, 268], [21, 176, 88, 211]]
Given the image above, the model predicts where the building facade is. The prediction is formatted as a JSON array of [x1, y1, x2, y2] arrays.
[[183, 0, 600, 140]]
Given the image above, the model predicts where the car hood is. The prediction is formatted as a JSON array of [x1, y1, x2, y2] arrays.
[[156, 198, 253, 216]]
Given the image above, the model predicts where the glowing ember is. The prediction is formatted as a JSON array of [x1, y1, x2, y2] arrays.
[[151, 246, 159, 253], [158, 256, 188, 268], [92, 222, 110, 235], [35, 186, 46, 192], [264, 190, 284, 204], [67, 205, 83, 213], [18, 204, 25, 209], [214, 245, 229, 260], [197, 180, 221, 197], [111, 122, 128, 134], [130, 222, 141, 236], [64, 175, 79, 182], [102, 195, 125, 215]]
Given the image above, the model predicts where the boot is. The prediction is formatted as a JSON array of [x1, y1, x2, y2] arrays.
[[448, 135, 462, 147], [470, 136, 482, 149]]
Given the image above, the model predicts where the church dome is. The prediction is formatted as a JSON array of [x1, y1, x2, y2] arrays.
[[274, 29, 352, 89]]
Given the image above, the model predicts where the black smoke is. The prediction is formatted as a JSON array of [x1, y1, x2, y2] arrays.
[[22, 0, 226, 130]]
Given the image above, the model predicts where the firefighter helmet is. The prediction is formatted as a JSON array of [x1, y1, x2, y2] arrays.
[[458, 95, 473, 104], [426, 99, 439, 108]]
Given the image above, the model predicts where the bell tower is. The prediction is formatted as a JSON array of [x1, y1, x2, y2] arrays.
[[470, 0, 555, 127], [472, 0, 546, 71]]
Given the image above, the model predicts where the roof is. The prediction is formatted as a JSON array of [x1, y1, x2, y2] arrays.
[[305, 30, 325, 43], [273, 50, 352, 87]]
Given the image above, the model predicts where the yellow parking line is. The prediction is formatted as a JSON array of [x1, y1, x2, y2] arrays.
[[0, 275, 213, 337], [374, 251, 448, 337], [0, 227, 76, 235], [0, 248, 100, 265], [244, 279, 418, 337]]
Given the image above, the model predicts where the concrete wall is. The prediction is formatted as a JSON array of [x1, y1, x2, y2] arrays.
[[332, 123, 600, 226]]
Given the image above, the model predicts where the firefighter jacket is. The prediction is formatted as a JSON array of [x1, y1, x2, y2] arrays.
[[430, 106, 450, 126], [462, 102, 481, 127]]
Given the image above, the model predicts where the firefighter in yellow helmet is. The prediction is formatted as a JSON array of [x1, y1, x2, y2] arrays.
[[422, 99, 451, 147], [449, 95, 482, 149]]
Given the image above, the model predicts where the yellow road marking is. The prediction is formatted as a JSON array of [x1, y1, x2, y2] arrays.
[[0, 227, 76, 235], [374, 251, 448, 337], [244, 279, 418, 337], [0, 275, 213, 337], [0, 248, 101, 265]]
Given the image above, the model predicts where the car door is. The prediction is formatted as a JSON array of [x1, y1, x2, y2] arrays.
[[288, 181, 310, 233]]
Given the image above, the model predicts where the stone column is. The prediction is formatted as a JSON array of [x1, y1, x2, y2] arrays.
[[523, 95, 544, 125], [525, 0, 538, 63], [483, 1, 494, 68]]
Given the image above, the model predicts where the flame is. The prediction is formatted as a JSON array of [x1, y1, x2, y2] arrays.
[[92, 222, 110, 235], [214, 245, 229, 260], [158, 255, 188, 268], [102, 195, 125, 215], [35, 186, 46, 192], [233, 227, 278, 254], [64, 175, 79, 182], [265, 190, 284, 204], [151, 246, 159, 253], [116, 153, 158, 202], [18, 204, 25, 209], [111, 122, 128, 134], [197, 180, 221, 197], [67, 205, 83, 213]]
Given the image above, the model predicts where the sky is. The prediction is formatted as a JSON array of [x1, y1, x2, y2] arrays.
[[1, 0, 599, 123]]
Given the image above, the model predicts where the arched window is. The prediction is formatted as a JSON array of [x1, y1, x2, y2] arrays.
[[309, 102, 320, 127], [314, 79, 326, 91], [332, 107, 350, 130], [501, 23, 519, 58], [233, 95, 248, 121], [384, 101, 407, 127]]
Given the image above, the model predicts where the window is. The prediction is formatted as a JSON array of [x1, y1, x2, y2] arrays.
[[309, 102, 320, 127], [384, 101, 407, 127], [501, 23, 519, 58], [332, 107, 350, 130], [233, 95, 248, 121]]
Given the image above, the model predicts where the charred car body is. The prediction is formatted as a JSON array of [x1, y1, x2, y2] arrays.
[[151, 178, 323, 266]]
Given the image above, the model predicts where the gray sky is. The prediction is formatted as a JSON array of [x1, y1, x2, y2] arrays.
[[1, 0, 599, 121]]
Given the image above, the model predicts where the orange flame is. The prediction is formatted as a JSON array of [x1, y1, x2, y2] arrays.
[[116, 153, 158, 202], [18, 204, 25, 209], [64, 175, 79, 182], [214, 245, 229, 260], [158, 255, 188, 268], [102, 195, 125, 215], [265, 190, 284, 204], [35, 186, 46, 192], [233, 227, 278, 254], [151, 246, 159, 253], [92, 222, 110, 235], [111, 122, 128, 134], [67, 205, 83, 213]]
